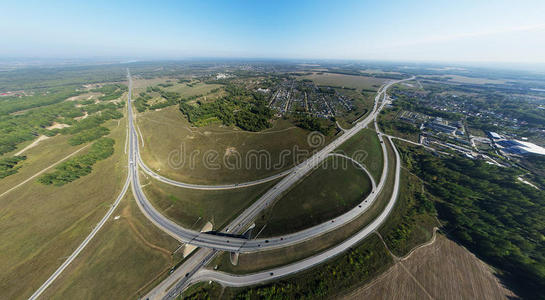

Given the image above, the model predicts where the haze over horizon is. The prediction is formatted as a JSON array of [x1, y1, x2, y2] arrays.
[[1, 0, 545, 64]]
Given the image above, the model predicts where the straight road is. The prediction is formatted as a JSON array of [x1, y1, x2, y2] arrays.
[[0, 144, 90, 199], [27, 72, 134, 299]]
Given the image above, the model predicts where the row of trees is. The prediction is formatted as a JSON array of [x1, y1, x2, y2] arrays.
[[0, 85, 82, 115], [38, 138, 115, 186], [68, 126, 110, 146], [293, 115, 331, 135]]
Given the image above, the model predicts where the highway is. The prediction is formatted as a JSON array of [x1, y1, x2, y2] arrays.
[[28, 70, 412, 300], [129, 78, 414, 254], [28, 142, 131, 300], [181, 79, 409, 291], [187, 135, 402, 288], [28, 74, 137, 300], [144, 76, 414, 299]]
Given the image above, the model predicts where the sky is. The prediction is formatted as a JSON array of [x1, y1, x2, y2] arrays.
[[1, 0, 545, 64]]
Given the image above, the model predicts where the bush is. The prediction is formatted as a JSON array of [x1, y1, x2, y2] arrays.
[[38, 138, 115, 186]]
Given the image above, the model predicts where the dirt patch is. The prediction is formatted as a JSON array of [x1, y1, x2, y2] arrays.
[[340, 235, 516, 300], [121, 205, 172, 258], [66, 92, 102, 101], [224, 147, 237, 157], [74, 111, 89, 121], [46, 122, 71, 130]]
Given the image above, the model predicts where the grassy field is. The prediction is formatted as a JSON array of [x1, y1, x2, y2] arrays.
[[137, 106, 330, 184], [334, 128, 383, 182], [163, 81, 222, 98], [131, 77, 222, 99], [0, 116, 128, 299], [253, 156, 372, 237], [0, 134, 89, 192], [300, 72, 386, 91], [420, 74, 508, 85], [340, 235, 516, 300], [140, 174, 280, 230], [41, 192, 181, 299], [211, 138, 397, 274]]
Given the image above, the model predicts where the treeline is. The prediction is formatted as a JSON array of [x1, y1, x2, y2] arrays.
[[0, 86, 123, 155], [68, 126, 110, 146], [293, 115, 331, 135], [91, 84, 127, 101], [397, 143, 545, 297], [38, 138, 115, 186], [0, 85, 82, 115], [56, 109, 123, 136], [380, 170, 436, 255], [179, 84, 272, 131], [135, 87, 181, 112], [0, 100, 85, 155], [0, 156, 26, 179], [378, 119, 420, 136]]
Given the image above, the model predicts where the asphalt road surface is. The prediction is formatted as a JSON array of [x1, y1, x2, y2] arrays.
[[144, 76, 414, 299], [130, 78, 413, 253], [188, 135, 402, 287]]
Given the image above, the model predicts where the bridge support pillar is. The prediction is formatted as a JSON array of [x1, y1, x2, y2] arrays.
[[230, 252, 239, 266]]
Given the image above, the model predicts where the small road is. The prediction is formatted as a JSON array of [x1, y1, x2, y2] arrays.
[[28, 70, 135, 300], [137, 157, 293, 190], [28, 175, 130, 300], [0, 144, 90, 199]]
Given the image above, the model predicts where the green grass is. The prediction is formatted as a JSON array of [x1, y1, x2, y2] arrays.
[[334, 128, 383, 182], [299, 73, 386, 91], [254, 156, 372, 237], [186, 235, 393, 300], [42, 192, 181, 299], [137, 106, 331, 184], [164, 81, 222, 98], [0, 115, 128, 299], [212, 138, 397, 274], [140, 174, 280, 230]]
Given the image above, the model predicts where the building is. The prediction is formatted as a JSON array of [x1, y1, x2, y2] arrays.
[[487, 131, 501, 139], [496, 140, 545, 156], [426, 117, 457, 135]]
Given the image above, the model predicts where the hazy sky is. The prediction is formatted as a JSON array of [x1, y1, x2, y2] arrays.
[[1, 0, 545, 63]]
